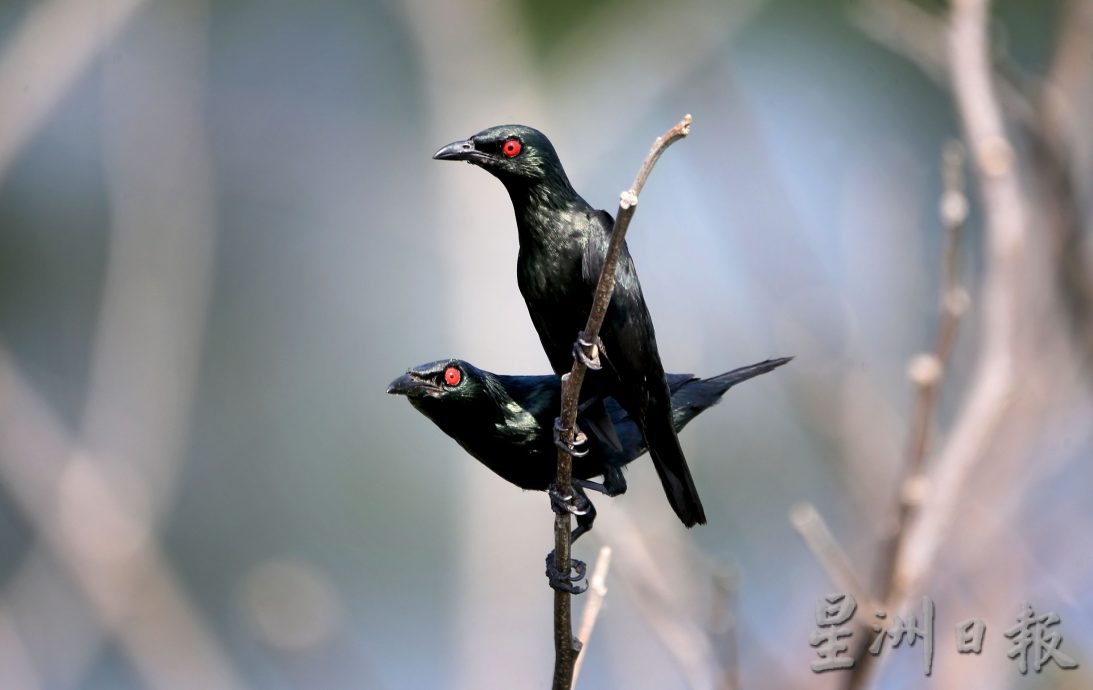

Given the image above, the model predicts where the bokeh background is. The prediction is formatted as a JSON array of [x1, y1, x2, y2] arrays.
[[1, 0, 1091, 688]]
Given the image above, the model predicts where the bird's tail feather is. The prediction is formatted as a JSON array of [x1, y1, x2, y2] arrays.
[[649, 356, 792, 527], [671, 356, 793, 429], [641, 394, 707, 528], [706, 356, 793, 390]]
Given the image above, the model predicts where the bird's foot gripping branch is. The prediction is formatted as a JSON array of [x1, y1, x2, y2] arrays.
[[547, 482, 596, 595], [553, 416, 589, 457], [548, 483, 592, 518], [572, 332, 605, 370], [545, 551, 588, 595]]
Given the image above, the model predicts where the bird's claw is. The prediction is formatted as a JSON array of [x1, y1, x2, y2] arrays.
[[573, 333, 604, 370], [549, 483, 592, 517], [553, 418, 588, 457], [545, 552, 588, 594]]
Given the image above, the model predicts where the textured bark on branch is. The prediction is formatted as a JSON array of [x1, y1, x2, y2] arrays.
[[550, 114, 692, 690]]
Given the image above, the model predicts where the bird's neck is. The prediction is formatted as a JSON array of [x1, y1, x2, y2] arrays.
[[412, 386, 544, 473], [502, 175, 588, 244]]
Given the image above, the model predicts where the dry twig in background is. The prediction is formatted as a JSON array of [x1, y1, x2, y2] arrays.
[[0, 2, 235, 687], [0, 0, 151, 180], [709, 566, 740, 690], [790, 502, 873, 615], [804, 0, 1040, 686], [0, 349, 244, 690], [603, 511, 724, 689], [569, 546, 612, 690], [841, 141, 968, 690], [889, 0, 1030, 615], [551, 114, 692, 690], [854, 0, 1093, 371]]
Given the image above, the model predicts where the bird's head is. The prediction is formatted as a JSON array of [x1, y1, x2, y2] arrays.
[[388, 358, 517, 441], [433, 125, 566, 186], [387, 358, 495, 406]]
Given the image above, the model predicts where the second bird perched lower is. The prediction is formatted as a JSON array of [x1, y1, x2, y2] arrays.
[[388, 357, 792, 539], [434, 124, 709, 527]]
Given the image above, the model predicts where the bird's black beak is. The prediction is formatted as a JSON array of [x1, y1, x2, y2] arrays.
[[387, 372, 433, 397], [433, 138, 477, 162]]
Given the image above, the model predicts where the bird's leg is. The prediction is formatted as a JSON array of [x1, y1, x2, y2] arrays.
[[568, 486, 596, 542], [574, 467, 627, 497], [572, 331, 606, 371], [545, 486, 596, 593], [553, 418, 588, 457]]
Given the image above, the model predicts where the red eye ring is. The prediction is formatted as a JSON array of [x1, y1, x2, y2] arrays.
[[502, 138, 522, 157], [443, 366, 461, 386]]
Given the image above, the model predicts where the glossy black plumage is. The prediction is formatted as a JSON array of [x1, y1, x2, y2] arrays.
[[387, 357, 791, 498], [435, 124, 710, 526]]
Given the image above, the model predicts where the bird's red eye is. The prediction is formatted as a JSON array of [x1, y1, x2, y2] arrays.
[[502, 139, 522, 157], [444, 366, 461, 386]]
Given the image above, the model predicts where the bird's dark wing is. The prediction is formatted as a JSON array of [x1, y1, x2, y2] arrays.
[[608, 373, 696, 426], [580, 210, 615, 287], [497, 372, 623, 453], [580, 209, 707, 526], [496, 373, 562, 418], [577, 396, 624, 451], [579, 210, 661, 387]]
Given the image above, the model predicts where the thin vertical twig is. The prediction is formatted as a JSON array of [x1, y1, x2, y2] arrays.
[[789, 503, 874, 613], [710, 567, 740, 690], [891, 0, 1029, 611], [599, 508, 723, 689], [842, 141, 968, 690], [877, 142, 968, 597], [551, 114, 693, 690], [843, 0, 1083, 687], [569, 546, 612, 690]]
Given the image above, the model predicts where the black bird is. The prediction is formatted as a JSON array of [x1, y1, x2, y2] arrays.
[[387, 356, 790, 544], [434, 125, 709, 527]]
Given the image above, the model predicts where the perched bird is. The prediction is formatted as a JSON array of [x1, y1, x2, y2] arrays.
[[434, 125, 711, 527], [387, 356, 790, 540]]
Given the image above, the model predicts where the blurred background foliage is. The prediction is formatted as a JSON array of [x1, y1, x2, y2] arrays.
[[0, 0, 1090, 688]]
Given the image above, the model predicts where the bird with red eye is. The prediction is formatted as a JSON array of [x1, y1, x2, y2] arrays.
[[443, 366, 462, 387], [501, 138, 522, 158]]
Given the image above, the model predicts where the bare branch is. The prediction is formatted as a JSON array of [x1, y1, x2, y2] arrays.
[[882, 141, 968, 586], [842, 141, 968, 690], [789, 503, 873, 613], [890, 0, 1030, 610], [710, 567, 740, 690], [0, 348, 245, 690], [0, 0, 150, 181], [570, 546, 612, 690], [604, 511, 722, 689], [1037, 0, 1093, 371], [551, 115, 692, 690], [850, 0, 1039, 126]]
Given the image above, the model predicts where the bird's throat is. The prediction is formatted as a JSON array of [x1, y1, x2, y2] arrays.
[[504, 178, 588, 249]]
